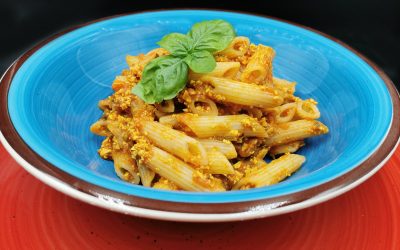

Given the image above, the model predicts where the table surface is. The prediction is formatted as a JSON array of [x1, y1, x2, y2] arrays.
[[1, 143, 399, 250]]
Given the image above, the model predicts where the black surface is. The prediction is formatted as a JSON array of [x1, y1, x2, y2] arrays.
[[1, 0, 399, 89]]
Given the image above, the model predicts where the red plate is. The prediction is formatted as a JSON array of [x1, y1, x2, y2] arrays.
[[1, 143, 399, 249]]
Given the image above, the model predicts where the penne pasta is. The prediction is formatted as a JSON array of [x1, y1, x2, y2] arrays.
[[112, 75, 130, 91], [187, 97, 219, 116], [241, 45, 275, 84], [139, 48, 169, 67], [90, 119, 110, 137], [269, 140, 305, 156], [140, 145, 225, 192], [295, 99, 321, 120], [152, 177, 180, 191], [266, 102, 297, 123], [140, 121, 208, 167], [273, 77, 296, 95], [154, 110, 167, 119], [173, 114, 271, 139], [106, 121, 128, 149], [233, 154, 305, 189], [254, 147, 270, 160], [147, 48, 169, 58], [158, 114, 178, 127], [130, 96, 155, 119], [190, 62, 240, 80], [112, 149, 140, 184], [201, 76, 284, 108], [155, 100, 175, 113], [138, 163, 156, 187], [198, 139, 237, 159], [234, 138, 263, 158], [205, 150, 235, 175], [265, 120, 329, 146], [218, 36, 250, 58], [126, 55, 140, 68]]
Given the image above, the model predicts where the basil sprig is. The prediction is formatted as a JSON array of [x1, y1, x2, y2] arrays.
[[132, 20, 236, 104]]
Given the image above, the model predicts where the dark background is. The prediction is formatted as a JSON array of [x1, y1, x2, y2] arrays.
[[1, 0, 399, 89]]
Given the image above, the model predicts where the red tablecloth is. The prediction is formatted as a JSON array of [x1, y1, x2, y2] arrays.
[[1, 144, 399, 249]]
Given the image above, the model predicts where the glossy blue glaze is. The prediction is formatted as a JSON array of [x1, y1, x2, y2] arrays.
[[8, 10, 392, 203]]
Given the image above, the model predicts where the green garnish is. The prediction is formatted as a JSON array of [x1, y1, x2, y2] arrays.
[[132, 20, 236, 104]]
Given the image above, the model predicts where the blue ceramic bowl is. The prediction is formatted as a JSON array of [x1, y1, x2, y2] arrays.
[[1, 10, 398, 220]]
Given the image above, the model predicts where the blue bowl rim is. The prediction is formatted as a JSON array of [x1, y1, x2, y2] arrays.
[[0, 9, 399, 213]]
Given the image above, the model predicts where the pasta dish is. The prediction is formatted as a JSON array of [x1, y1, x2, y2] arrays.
[[90, 20, 329, 191]]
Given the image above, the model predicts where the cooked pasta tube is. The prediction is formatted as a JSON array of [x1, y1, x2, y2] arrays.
[[273, 77, 296, 95], [141, 146, 225, 192], [154, 100, 175, 118], [266, 102, 297, 123], [90, 119, 110, 137], [269, 140, 305, 156], [254, 147, 270, 159], [112, 149, 140, 184], [112, 75, 130, 91], [138, 163, 156, 187], [201, 76, 283, 108], [106, 121, 129, 149], [187, 97, 218, 116], [154, 110, 167, 119], [126, 55, 140, 67], [155, 100, 175, 113], [152, 177, 180, 190], [174, 114, 270, 139], [147, 48, 170, 57], [198, 139, 237, 159], [158, 114, 178, 127], [205, 150, 235, 175], [139, 48, 169, 67], [234, 138, 263, 158], [127, 48, 170, 71], [140, 121, 208, 167], [265, 120, 329, 146], [233, 154, 305, 189], [295, 99, 320, 120], [241, 45, 275, 84], [130, 96, 154, 118], [218, 36, 250, 58], [190, 62, 240, 80]]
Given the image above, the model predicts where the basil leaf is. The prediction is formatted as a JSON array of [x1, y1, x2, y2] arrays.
[[154, 56, 188, 101], [188, 20, 236, 53], [133, 19, 237, 103], [157, 33, 193, 57], [131, 57, 162, 103], [132, 56, 188, 103], [184, 50, 216, 73]]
